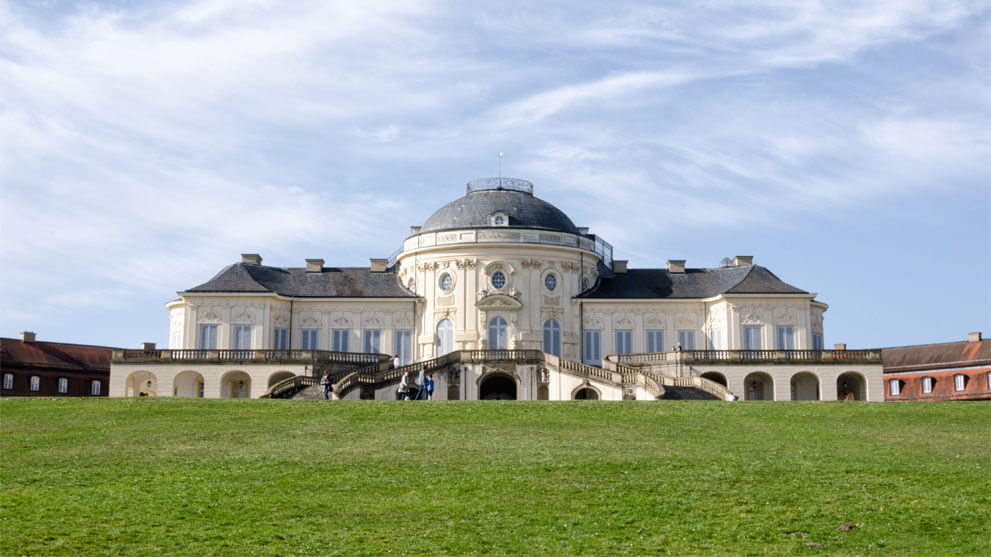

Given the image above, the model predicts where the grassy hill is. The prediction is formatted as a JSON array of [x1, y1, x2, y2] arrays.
[[1, 399, 988, 555]]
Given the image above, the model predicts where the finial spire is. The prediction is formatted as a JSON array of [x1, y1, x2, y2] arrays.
[[498, 152, 503, 189]]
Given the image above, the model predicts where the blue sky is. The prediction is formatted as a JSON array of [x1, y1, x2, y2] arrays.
[[1, 0, 988, 350]]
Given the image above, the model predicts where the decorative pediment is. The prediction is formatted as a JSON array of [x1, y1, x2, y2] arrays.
[[742, 311, 763, 325], [476, 293, 523, 311]]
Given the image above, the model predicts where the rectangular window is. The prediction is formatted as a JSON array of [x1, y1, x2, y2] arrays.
[[615, 329, 633, 354], [646, 330, 664, 353], [954, 374, 965, 392], [301, 329, 319, 350], [273, 327, 289, 350], [363, 329, 381, 354], [742, 326, 762, 350], [233, 324, 252, 350], [30, 375, 40, 392], [776, 326, 795, 350], [921, 376, 933, 394], [395, 329, 413, 365], [583, 329, 601, 365], [2, 373, 12, 389], [812, 333, 824, 350], [677, 330, 695, 351], [889, 378, 901, 396], [332, 329, 350, 352], [91, 380, 102, 396], [707, 329, 724, 350], [199, 324, 218, 349], [58, 377, 68, 394]]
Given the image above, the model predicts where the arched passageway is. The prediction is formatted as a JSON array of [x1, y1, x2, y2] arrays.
[[744, 372, 774, 400], [790, 372, 820, 401], [573, 387, 599, 400], [174, 371, 205, 398], [221, 371, 252, 399], [126, 371, 158, 396], [701, 372, 727, 387], [479, 374, 516, 400], [267, 371, 294, 387], [837, 372, 866, 401]]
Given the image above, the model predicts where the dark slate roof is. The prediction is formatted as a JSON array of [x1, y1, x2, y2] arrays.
[[184, 264, 417, 298], [579, 265, 809, 299], [0, 338, 113, 373], [882, 339, 991, 373], [421, 189, 579, 234]]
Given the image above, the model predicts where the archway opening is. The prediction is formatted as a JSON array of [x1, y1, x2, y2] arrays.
[[790, 372, 820, 401], [126, 371, 158, 397], [221, 371, 252, 399], [701, 372, 727, 387], [574, 387, 599, 400], [837, 372, 866, 401], [743, 372, 774, 401], [479, 374, 516, 400], [174, 371, 205, 398]]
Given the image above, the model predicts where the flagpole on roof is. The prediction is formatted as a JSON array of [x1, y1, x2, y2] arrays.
[[498, 152, 503, 189]]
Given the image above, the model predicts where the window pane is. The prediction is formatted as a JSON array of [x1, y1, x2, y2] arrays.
[[3, 373, 12, 389], [363, 330, 381, 354], [742, 326, 761, 350], [436, 319, 453, 356], [889, 379, 900, 396], [396, 330, 413, 365], [274, 328, 289, 350], [491, 272, 506, 289], [776, 326, 794, 350], [488, 317, 507, 350], [646, 330, 664, 353], [707, 329, 723, 350], [954, 374, 965, 391], [302, 329, 319, 350], [543, 319, 561, 357], [91, 381, 101, 396], [58, 377, 68, 394], [812, 333, 823, 350], [615, 330, 632, 354], [922, 377, 933, 394], [332, 329, 349, 352], [584, 330, 601, 365], [199, 324, 218, 349], [30, 375, 40, 391], [678, 330, 696, 350], [233, 324, 252, 350]]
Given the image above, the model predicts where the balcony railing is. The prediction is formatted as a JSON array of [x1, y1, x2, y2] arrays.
[[112, 349, 386, 365], [613, 349, 881, 365]]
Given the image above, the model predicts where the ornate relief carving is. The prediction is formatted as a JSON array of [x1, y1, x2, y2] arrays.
[[199, 311, 221, 323], [646, 318, 664, 329], [476, 294, 523, 311], [393, 313, 413, 329], [520, 258, 542, 269], [446, 366, 461, 385], [775, 310, 795, 325], [536, 367, 550, 385], [232, 311, 254, 324], [742, 311, 763, 325], [561, 262, 581, 272], [301, 316, 320, 328], [332, 317, 351, 327], [615, 318, 634, 329], [478, 231, 522, 242], [584, 316, 604, 329], [416, 262, 436, 272], [455, 258, 477, 269], [437, 233, 458, 243], [273, 313, 290, 327], [676, 315, 695, 329]]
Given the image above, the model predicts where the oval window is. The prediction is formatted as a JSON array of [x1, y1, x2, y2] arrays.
[[439, 273, 453, 291], [493, 215, 505, 225], [491, 271, 506, 289], [544, 274, 557, 291]]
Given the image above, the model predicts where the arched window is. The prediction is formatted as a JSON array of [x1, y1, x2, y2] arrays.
[[488, 317, 508, 350], [436, 319, 454, 356], [543, 319, 561, 356]]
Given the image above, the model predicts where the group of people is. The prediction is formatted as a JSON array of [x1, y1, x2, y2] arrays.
[[397, 366, 434, 400], [317, 355, 436, 400]]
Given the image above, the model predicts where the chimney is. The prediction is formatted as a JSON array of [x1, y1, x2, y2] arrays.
[[305, 259, 324, 273], [369, 258, 388, 272], [732, 255, 753, 266], [577, 227, 589, 235], [834, 343, 846, 351], [142, 342, 157, 351], [613, 260, 628, 274], [667, 260, 686, 273], [410, 226, 421, 234], [20, 331, 36, 343], [241, 253, 262, 265], [969, 332, 983, 343]]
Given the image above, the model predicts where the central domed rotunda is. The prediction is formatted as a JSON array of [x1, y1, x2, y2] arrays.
[[420, 178, 579, 235]]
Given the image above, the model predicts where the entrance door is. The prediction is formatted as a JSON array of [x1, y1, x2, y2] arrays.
[[479, 374, 516, 400]]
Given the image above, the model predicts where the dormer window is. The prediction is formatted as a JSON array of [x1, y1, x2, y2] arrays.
[[490, 212, 508, 226]]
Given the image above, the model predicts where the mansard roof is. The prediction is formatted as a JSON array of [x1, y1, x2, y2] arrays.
[[579, 265, 809, 299], [184, 263, 417, 298]]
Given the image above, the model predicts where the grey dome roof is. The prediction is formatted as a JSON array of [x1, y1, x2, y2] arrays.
[[421, 188, 579, 234]]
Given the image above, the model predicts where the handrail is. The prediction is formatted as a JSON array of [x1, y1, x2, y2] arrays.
[[608, 349, 882, 366]]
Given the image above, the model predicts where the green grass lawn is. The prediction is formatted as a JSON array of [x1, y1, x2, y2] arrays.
[[1, 399, 988, 555]]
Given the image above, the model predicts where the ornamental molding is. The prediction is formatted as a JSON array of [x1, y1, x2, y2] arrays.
[[741, 311, 764, 325], [332, 316, 352, 327], [520, 258, 542, 269], [301, 316, 320, 328], [455, 258, 477, 269], [561, 262, 581, 272], [199, 311, 221, 323], [232, 311, 254, 324], [476, 293, 523, 311]]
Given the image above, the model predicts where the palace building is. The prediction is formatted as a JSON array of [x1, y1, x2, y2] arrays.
[[110, 178, 883, 401]]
